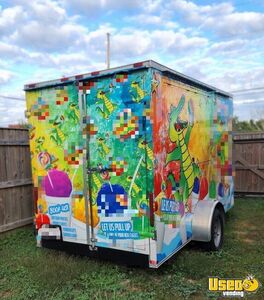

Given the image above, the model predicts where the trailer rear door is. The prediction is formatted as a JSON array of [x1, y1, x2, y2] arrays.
[[82, 70, 153, 254]]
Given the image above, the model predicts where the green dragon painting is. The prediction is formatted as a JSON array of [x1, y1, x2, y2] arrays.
[[165, 95, 199, 202]]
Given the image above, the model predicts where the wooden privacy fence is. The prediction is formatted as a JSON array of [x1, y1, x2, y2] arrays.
[[233, 132, 264, 195], [0, 128, 263, 233], [0, 128, 33, 233]]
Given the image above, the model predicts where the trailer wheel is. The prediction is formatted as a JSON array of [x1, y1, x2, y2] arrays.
[[206, 208, 224, 251]]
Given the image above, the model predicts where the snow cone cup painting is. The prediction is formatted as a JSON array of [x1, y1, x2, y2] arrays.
[[96, 183, 134, 248], [71, 217, 87, 240], [44, 169, 73, 227]]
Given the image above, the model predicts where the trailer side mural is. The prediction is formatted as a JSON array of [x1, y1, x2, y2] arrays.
[[152, 72, 233, 263]]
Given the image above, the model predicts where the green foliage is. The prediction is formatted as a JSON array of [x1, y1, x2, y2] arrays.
[[0, 198, 264, 300], [233, 116, 264, 132]]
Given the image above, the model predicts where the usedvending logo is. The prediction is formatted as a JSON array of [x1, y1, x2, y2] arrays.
[[208, 275, 261, 297]]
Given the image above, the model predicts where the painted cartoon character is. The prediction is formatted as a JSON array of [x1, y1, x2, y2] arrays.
[[96, 134, 110, 158], [35, 136, 45, 153], [138, 138, 153, 170], [50, 115, 65, 146], [129, 80, 147, 103], [96, 89, 117, 119], [66, 102, 80, 124], [92, 173, 102, 190], [166, 95, 197, 202]]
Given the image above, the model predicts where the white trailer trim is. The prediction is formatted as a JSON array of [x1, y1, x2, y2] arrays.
[[24, 60, 231, 98]]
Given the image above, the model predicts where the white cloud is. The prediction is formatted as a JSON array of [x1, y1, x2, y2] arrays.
[[0, 1, 85, 52], [167, 0, 234, 24], [62, 0, 142, 16], [208, 40, 247, 55], [167, 0, 264, 38], [127, 13, 179, 29], [166, 55, 264, 97], [127, 14, 164, 26], [110, 29, 208, 60], [0, 69, 14, 85], [204, 12, 264, 38], [0, 99, 26, 126], [153, 30, 208, 51], [206, 67, 264, 92], [29, 0, 66, 24], [0, 5, 27, 36], [111, 30, 152, 57], [0, 0, 263, 124], [211, 40, 246, 52], [11, 20, 87, 51], [0, 41, 28, 58], [142, 0, 163, 14]]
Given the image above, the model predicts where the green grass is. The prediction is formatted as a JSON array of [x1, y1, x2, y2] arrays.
[[0, 198, 263, 299]]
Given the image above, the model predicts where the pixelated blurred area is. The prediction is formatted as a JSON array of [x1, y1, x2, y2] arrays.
[[113, 108, 139, 140], [30, 97, 49, 120]]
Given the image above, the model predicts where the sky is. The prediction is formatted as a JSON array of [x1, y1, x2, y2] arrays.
[[0, 0, 264, 126]]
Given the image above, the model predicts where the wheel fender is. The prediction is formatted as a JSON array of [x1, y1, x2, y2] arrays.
[[192, 200, 224, 242]]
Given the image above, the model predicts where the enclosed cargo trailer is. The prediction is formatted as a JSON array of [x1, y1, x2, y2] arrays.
[[25, 60, 234, 268]]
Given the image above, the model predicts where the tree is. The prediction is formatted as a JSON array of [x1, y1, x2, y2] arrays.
[[8, 119, 30, 129], [233, 116, 264, 132]]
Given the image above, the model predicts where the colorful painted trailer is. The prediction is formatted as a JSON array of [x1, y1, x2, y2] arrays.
[[25, 60, 234, 268]]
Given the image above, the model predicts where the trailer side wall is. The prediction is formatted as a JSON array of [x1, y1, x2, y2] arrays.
[[151, 71, 233, 264]]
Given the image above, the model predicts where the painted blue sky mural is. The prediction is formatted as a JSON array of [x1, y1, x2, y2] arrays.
[[0, 0, 264, 125]]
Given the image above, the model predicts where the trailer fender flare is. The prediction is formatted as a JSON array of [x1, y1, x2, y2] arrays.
[[192, 200, 225, 242]]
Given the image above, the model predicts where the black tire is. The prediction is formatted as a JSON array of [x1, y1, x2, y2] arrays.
[[33, 223, 37, 236], [205, 207, 224, 251]]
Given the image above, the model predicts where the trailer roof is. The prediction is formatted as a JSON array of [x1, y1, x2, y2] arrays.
[[24, 60, 232, 98]]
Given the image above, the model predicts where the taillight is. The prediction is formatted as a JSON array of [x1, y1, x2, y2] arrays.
[[149, 192, 154, 227]]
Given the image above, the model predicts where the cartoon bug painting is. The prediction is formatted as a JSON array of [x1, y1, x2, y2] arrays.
[[129, 78, 147, 103], [96, 88, 117, 119], [50, 115, 66, 146], [35, 136, 45, 153], [96, 134, 110, 158], [66, 102, 80, 124], [137, 138, 153, 170], [91, 173, 102, 204]]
